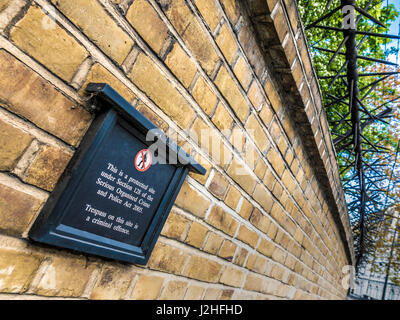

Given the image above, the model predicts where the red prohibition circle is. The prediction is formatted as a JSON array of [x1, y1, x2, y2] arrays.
[[134, 149, 152, 172]]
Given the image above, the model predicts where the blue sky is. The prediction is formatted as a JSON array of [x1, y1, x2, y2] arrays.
[[386, 0, 400, 63]]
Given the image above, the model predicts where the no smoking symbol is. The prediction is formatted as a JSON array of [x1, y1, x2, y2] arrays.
[[134, 149, 152, 172]]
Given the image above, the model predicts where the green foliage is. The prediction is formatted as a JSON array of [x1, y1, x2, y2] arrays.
[[297, 0, 399, 177]]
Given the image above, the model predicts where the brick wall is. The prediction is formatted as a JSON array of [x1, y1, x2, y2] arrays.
[[0, 0, 354, 300]]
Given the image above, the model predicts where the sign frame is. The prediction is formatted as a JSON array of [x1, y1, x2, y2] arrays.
[[29, 83, 205, 265]]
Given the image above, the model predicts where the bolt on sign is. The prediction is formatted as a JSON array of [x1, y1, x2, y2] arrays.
[[29, 83, 206, 264]]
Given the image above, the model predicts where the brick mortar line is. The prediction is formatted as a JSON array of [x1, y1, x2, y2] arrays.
[[0, 35, 84, 106], [157, 229, 342, 296], [187, 0, 272, 111], [128, 266, 281, 300], [0, 0, 324, 280], [142, 0, 297, 170], [157, 236, 319, 297], [38, 0, 275, 208], [98, 0, 343, 278], [186, 172, 344, 290], [0, 171, 49, 200], [256, 0, 348, 249], [263, 1, 353, 267], [140, 0, 345, 274], [283, 0, 354, 262], [0, 105, 75, 152], [271, 3, 350, 260], [185, 0, 348, 271], [101, 0, 280, 189], [185, 174, 343, 288], [27, 0, 241, 192], [126, 0, 344, 290], [1, 0, 346, 296]]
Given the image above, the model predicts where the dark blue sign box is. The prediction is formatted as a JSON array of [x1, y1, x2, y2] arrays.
[[29, 83, 206, 265]]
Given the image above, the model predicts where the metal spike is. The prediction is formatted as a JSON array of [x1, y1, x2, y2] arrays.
[[354, 5, 387, 28]]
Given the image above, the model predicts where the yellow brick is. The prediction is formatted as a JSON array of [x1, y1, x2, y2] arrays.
[[211, 102, 233, 132], [267, 222, 278, 240], [257, 238, 275, 258], [51, 0, 133, 64], [185, 221, 208, 248], [215, 66, 249, 123], [248, 81, 264, 110], [0, 50, 91, 146], [163, 0, 219, 75], [245, 253, 257, 270], [23, 145, 72, 192], [267, 147, 285, 177], [206, 205, 238, 237], [277, 135, 288, 156], [204, 287, 222, 299], [272, 181, 283, 200], [136, 102, 169, 132], [203, 232, 224, 254], [271, 246, 287, 265], [160, 280, 187, 300], [0, 120, 34, 171], [269, 119, 281, 141], [126, 0, 169, 54], [226, 159, 257, 194], [252, 255, 268, 274], [188, 153, 212, 185], [0, 249, 43, 293], [282, 169, 296, 194], [36, 255, 97, 297], [263, 169, 276, 191], [249, 208, 271, 233], [174, 181, 210, 218], [10, 5, 88, 81], [234, 247, 248, 266], [80, 63, 135, 102], [270, 202, 287, 228], [216, 23, 237, 64], [224, 185, 241, 210], [221, 289, 234, 300], [219, 266, 245, 288], [239, 198, 253, 220], [220, 0, 240, 24], [190, 118, 231, 167], [148, 242, 188, 275], [254, 159, 267, 180], [161, 209, 191, 241], [0, 182, 44, 236], [183, 256, 223, 282], [165, 43, 197, 88], [90, 265, 135, 300], [264, 79, 282, 113], [184, 285, 205, 300], [129, 53, 195, 129], [259, 103, 274, 127], [192, 76, 218, 116], [194, 0, 222, 31], [244, 143, 258, 170], [208, 171, 229, 200], [252, 184, 274, 212], [243, 273, 265, 293], [233, 56, 252, 91], [131, 274, 164, 300], [237, 224, 259, 248], [246, 114, 268, 151], [230, 125, 246, 152], [218, 240, 237, 261]]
